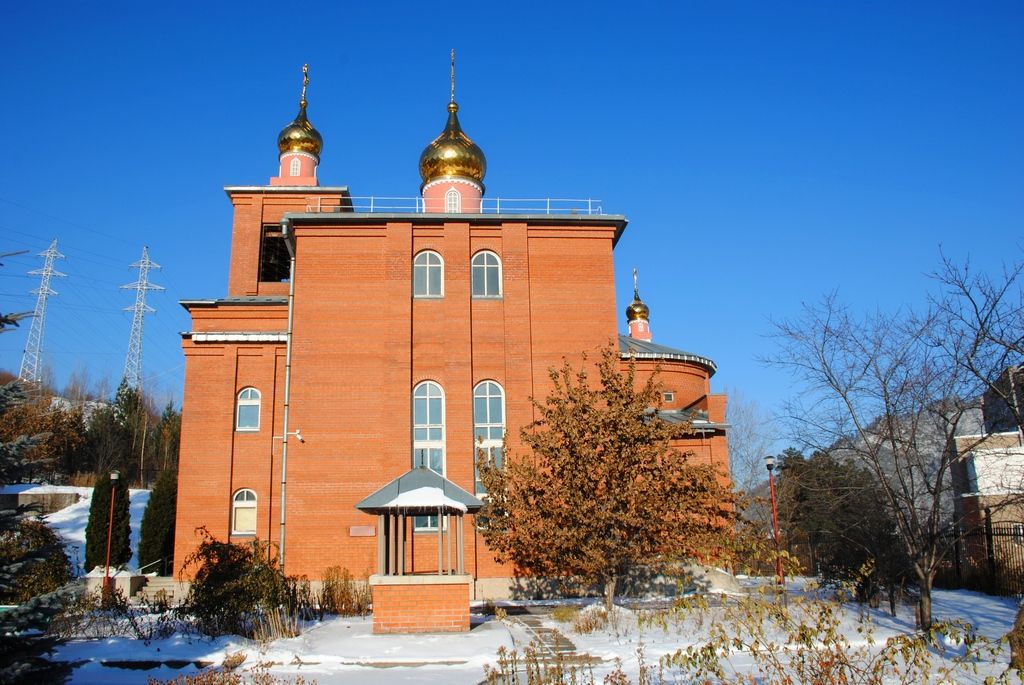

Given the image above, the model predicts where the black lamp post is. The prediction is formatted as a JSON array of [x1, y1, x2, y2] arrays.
[[765, 456, 784, 587], [104, 470, 120, 594]]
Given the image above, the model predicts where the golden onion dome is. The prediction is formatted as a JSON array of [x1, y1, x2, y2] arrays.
[[277, 64, 323, 158], [419, 101, 487, 186], [625, 269, 650, 322], [626, 292, 650, 323]]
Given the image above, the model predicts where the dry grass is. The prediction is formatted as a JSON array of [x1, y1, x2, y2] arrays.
[[550, 605, 580, 623]]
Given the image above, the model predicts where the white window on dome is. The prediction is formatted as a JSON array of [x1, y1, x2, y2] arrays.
[[232, 489, 257, 534], [413, 381, 445, 530], [289, 157, 301, 176], [471, 251, 502, 298], [473, 381, 505, 495], [444, 187, 462, 213], [413, 250, 444, 298], [235, 387, 261, 431]]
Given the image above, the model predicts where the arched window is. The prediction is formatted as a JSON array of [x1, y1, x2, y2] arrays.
[[413, 381, 445, 530], [473, 381, 505, 494], [235, 387, 261, 431], [232, 489, 257, 534], [289, 157, 301, 176], [413, 381, 445, 474], [471, 251, 502, 298], [413, 250, 444, 298], [444, 187, 462, 213]]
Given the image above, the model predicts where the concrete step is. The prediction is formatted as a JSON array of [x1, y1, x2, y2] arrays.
[[134, 576, 186, 605]]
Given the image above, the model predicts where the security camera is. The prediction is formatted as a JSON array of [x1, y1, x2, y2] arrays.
[[294, 429, 305, 443]]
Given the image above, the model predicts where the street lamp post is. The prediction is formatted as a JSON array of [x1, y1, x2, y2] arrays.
[[104, 470, 120, 594], [764, 456, 785, 587]]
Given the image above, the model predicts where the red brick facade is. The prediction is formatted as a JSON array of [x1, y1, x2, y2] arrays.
[[173, 168, 729, 597]]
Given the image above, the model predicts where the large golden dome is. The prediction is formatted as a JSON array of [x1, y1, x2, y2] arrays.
[[277, 65, 323, 158], [419, 101, 486, 186]]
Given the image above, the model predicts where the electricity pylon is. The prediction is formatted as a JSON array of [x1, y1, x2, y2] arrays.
[[121, 246, 164, 389], [19, 239, 65, 384]]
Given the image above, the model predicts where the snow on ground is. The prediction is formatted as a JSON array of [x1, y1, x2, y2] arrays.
[[550, 582, 1021, 683], [36, 485, 150, 574], [55, 616, 514, 685], [27, 494, 1024, 683], [1, 483, 93, 496], [49, 586, 1021, 685]]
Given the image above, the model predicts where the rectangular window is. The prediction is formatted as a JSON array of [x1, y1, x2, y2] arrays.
[[663, 392, 675, 403], [236, 405, 259, 430], [233, 506, 256, 534]]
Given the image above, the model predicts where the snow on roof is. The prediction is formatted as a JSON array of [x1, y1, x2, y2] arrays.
[[383, 486, 468, 512]]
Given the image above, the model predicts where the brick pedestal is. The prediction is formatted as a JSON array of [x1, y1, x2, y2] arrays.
[[369, 573, 471, 633]]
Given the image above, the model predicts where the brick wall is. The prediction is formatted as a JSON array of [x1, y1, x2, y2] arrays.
[[370, 577, 470, 633]]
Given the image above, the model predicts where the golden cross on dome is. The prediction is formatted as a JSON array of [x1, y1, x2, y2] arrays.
[[301, 64, 309, 106], [633, 267, 639, 295], [450, 49, 456, 103]]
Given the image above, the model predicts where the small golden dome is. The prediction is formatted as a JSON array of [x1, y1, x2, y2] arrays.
[[277, 65, 323, 158], [626, 292, 650, 323], [419, 101, 487, 186], [626, 269, 650, 322]]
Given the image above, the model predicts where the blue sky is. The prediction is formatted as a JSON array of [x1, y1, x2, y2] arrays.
[[0, 2, 1021, 430]]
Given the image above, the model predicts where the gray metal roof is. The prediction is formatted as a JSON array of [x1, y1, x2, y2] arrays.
[[355, 466, 484, 515], [619, 335, 717, 375], [180, 296, 287, 310], [655, 408, 729, 432]]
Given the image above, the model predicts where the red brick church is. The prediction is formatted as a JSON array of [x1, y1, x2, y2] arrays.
[[172, 62, 730, 598]]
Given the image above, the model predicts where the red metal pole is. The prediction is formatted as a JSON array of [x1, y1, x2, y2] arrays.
[[768, 470, 784, 586], [104, 481, 116, 593]]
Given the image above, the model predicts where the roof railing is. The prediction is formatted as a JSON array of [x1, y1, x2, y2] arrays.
[[304, 196, 604, 215]]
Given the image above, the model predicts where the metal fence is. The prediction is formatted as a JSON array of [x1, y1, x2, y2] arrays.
[[302, 196, 605, 215], [937, 522, 1024, 596]]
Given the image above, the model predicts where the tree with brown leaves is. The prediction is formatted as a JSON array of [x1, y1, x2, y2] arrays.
[[478, 345, 733, 610]]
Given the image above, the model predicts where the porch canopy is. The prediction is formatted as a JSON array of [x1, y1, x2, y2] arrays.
[[356, 466, 483, 576]]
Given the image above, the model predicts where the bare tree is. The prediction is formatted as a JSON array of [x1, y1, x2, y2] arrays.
[[933, 251, 1024, 667], [768, 295, 980, 630], [725, 387, 776, 492], [932, 252, 1024, 430]]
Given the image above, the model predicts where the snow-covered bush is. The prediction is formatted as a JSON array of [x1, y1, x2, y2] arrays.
[[0, 518, 71, 602]]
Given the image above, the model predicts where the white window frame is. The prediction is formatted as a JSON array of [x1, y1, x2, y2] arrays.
[[473, 381, 505, 495], [444, 187, 462, 213], [413, 381, 446, 530], [289, 157, 301, 176], [413, 250, 444, 298], [231, 489, 257, 535], [471, 250, 502, 298], [235, 387, 261, 432]]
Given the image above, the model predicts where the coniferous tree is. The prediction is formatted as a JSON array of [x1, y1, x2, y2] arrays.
[[138, 469, 177, 575], [84, 471, 131, 571], [0, 268, 73, 681], [153, 401, 181, 474]]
